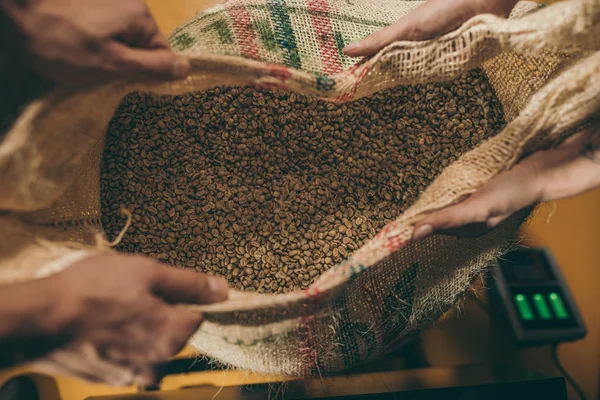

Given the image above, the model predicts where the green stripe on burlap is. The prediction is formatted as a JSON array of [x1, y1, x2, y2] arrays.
[[267, 0, 302, 69], [334, 31, 346, 55], [201, 18, 235, 44], [170, 3, 389, 65], [171, 33, 197, 51], [250, 4, 389, 29], [184, 5, 388, 30], [253, 18, 279, 52]]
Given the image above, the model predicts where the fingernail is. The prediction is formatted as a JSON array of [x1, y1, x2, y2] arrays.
[[413, 224, 433, 241], [172, 57, 190, 79], [207, 276, 229, 300], [343, 42, 361, 54]]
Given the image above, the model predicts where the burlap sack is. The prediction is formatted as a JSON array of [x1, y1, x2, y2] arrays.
[[0, 0, 598, 376]]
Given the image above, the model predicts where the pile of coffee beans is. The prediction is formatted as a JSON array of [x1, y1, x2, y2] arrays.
[[101, 69, 505, 293]]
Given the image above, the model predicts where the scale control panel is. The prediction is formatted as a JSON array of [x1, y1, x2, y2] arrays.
[[488, 247, 586, 345]]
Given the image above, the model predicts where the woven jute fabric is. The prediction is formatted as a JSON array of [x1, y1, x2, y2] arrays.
[[0, 0, 598, 376]]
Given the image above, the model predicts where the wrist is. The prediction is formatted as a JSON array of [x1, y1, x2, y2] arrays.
[[536, 131, 600, 201]]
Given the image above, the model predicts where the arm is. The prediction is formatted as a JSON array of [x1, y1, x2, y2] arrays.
[[0, 279, 68, 369], [0, 0, 189, 85], [0, 255, 228, 385], [412, 126, 600, 240], [343, 0, 518, 57]]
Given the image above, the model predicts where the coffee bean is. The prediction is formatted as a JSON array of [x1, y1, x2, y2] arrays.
[[101, 69, 505, 293]]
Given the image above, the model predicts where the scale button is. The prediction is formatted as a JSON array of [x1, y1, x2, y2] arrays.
[[514, 294, 534, 321], [548, 292, 569, 320], [532, 294, 552, 320]]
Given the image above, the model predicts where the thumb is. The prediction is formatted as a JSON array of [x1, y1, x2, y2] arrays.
[[150, 266, 229, 305], [343, 21, 412, 58], [411, 160, 543, 240], [110, 44, 190, 82], [412, 194, 497, 240], [343, 0, 504, 57]]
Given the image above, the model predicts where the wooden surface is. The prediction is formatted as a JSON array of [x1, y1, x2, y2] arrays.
[[146, 0, 223, 36], [523, 192, 600, 399], [85, 366, 550, 400]]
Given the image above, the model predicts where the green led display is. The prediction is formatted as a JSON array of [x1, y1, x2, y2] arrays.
[[533, 294, 552, 320], [549, 292, 570, 320], [514, 294, 534, 321]]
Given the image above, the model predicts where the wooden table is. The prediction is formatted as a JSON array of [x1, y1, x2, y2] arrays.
[[147, 0, 223, 36]]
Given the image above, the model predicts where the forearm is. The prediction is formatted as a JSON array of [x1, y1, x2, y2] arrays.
[[0, 279, 67, 368], [539, 129, 600, 201]]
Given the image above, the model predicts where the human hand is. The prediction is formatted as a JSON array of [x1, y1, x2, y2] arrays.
[[0, 254, 228, 386], [343, 0, 518, 57], [412, 127, 600, 240], [0, 0, 189, 85]]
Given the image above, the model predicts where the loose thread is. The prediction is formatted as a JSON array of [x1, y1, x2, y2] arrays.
[[100, 207, 133, 248], [211, 370, 227, 400], [545, 201, 558, 224]]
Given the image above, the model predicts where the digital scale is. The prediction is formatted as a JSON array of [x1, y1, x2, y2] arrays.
[[488, 247, 586, 345]]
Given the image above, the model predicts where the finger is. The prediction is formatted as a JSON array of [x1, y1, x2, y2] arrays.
[[412, 187, 522, 240], [150, 308, 204, 363], [412, 195, 489, 240], [420, 216, 508, 238], [113, 43, 190, 80], [94, 298, 166, 365], [117, 46, 189, 80], [150, 265, 229, 304], [36, 345, 136, 386], [148, 32, 171, 50], [36, 48, 188, 86], [91, 303, 197, 368], [343, 0, 512, 57], [343, 0, 477, 57], [412, 166, 543, 241], [141, 18, 172, 50], [103, 41, 190, 81], [133, 366, 161, 387], [115, 8, 169, 50], [94, 302, 202, 366]]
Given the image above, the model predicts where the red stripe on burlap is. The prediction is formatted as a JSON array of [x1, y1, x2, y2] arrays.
[[299, 286, 322, 374], [226, 0, 261, 59], [306, 0, 343, 74], [252, 64, 293, 90], [384, 235, 406, 253], [335, 64, 370, 103], [375, 218, 397, 240], [299, 315, 318, 374]]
